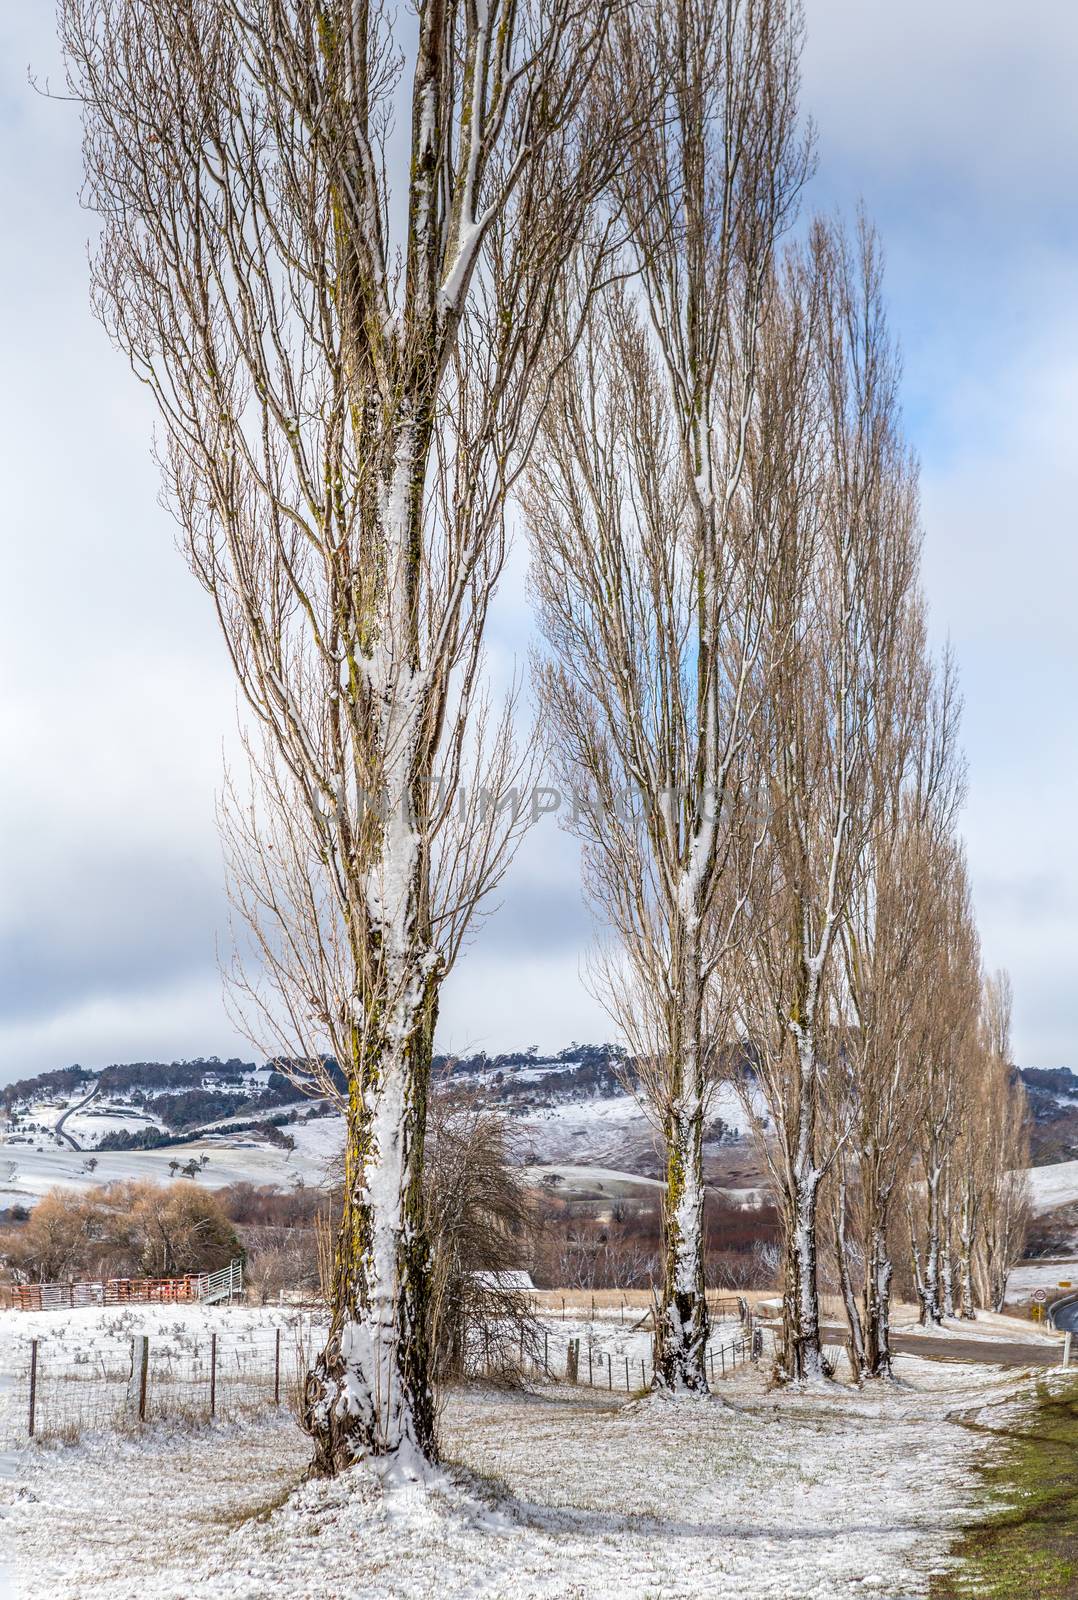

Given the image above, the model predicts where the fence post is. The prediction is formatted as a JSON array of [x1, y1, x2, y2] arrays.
[[28, 1340, 38, 1438], [126, 1336, 149, 1425], [544, 1331, 549, 1376], [607, 1353, 612, 1390], [588, 1343, 593, 1386], [139, 1336, 149, 1421], [624, 1357, 630, 1392], [274, 1328, 281, 1405], [640, 1358, 645, 1389], [721, 1345, 726, 1377], [210, 1332, 217, 1418]]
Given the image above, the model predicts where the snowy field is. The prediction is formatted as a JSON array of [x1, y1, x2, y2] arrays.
[[0, 1302, 746, 1452], [1005, 1258, 1078, 1302], [0, 1302, 1062, 1599], [0, 1116, 345, 1209], [518, 1081, 755, 1166], [1027, 1158, 1078, 1213]]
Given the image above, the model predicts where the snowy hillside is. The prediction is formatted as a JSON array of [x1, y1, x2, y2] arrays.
[[1028, 1158, 1078, 1214], [0, 1047, 770, 1211]]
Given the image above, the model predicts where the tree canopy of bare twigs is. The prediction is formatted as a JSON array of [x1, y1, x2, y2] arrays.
[[738, 215, 924, 1384], [60, 0, 637, 1470], [525, 0, 810, 1394]]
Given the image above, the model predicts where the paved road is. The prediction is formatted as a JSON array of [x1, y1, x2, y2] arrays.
[[1050, 1296, 1078, 1336], [818, 1324, 1066, 1369], [53, 1080, 99, 1152]]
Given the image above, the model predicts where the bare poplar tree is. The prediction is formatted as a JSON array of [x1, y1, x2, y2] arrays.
[[741, 215, 922, 1384], [830, 650, 965, 1377], [970, 971, 1031, 1312], [523, 0, 809, 1392], [903, 838, 981, 1326], [60, 0, 629, 1470]]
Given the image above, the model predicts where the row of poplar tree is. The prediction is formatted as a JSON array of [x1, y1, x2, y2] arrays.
[[60, 0, 1028, 1470]]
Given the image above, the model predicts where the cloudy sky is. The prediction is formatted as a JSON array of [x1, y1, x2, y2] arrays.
[[1, 3, 1075, 1082]]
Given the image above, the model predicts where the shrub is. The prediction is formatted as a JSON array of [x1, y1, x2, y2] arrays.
[[0, 1181, 241, 1283]]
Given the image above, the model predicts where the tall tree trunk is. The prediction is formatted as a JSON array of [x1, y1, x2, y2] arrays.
[[906, 1192, 928, 1323], [940, 1167, 955, 1317], [305, 989, 437, 1471], [866, 1234, 894, 1379], [834, 1179, 865, 1378], [958, 1179, 977, 1321], [858, 1171, 895, 1378], [655, 943, 709, 1393], [781, 1026, 828, 1384], [782, 1170, 827, 1382], [922, 1156, 944, 1326]]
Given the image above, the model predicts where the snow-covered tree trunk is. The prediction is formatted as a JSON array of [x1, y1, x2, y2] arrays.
[[907, 1198, 928, 1323], [958, 1175, 977, 1321], [864, 1229, 894, 1378], [783, 1166, 826, 1384], [306, 995, 437, 1468], [940, 1166, 956, 1318], [922, 1156, 944, 1326], [780, 1020, 829, 1385], [655, 934, 709, 1392]]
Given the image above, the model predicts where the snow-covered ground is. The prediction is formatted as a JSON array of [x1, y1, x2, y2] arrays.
[[889, 1306, 1060, 1342], [0, 1301, 1065, 1598], [1027, 1158, 1078, 1213], [0, 1311, 1046, 1600], [0, 1136, 320, 1207], [1005, 1258, 1078, 1302]]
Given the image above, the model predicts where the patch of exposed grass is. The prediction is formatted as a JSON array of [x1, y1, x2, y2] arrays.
[[214, 1477, 300, 1531], [933, 1380, 1078, 1598]]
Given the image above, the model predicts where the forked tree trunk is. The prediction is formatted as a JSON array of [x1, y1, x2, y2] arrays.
[[654, 950, 709, 1393], [305, 994, 437, 1472]]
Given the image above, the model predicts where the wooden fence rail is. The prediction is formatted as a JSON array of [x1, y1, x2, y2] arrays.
[[11, 1260, 244, 1313]]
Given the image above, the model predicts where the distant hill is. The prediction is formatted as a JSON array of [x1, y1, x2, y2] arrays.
[[0, 1042, 752, 1166], [0, 1046, 637, 1154], [1018, 1066, 1078, 1165]]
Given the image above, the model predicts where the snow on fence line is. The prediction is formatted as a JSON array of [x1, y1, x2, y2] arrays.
[[10, 1259, 244, 1313], [8, 1315, 323, 1447], [469, 1326, 765, 1392], [3, 1317, 765, 1446]]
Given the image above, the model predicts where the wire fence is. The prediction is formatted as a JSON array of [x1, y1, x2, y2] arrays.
[[465, 1321, 766, 1392], [2, 1314, 327, 1448], [1, 1310, 768, 1449]]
